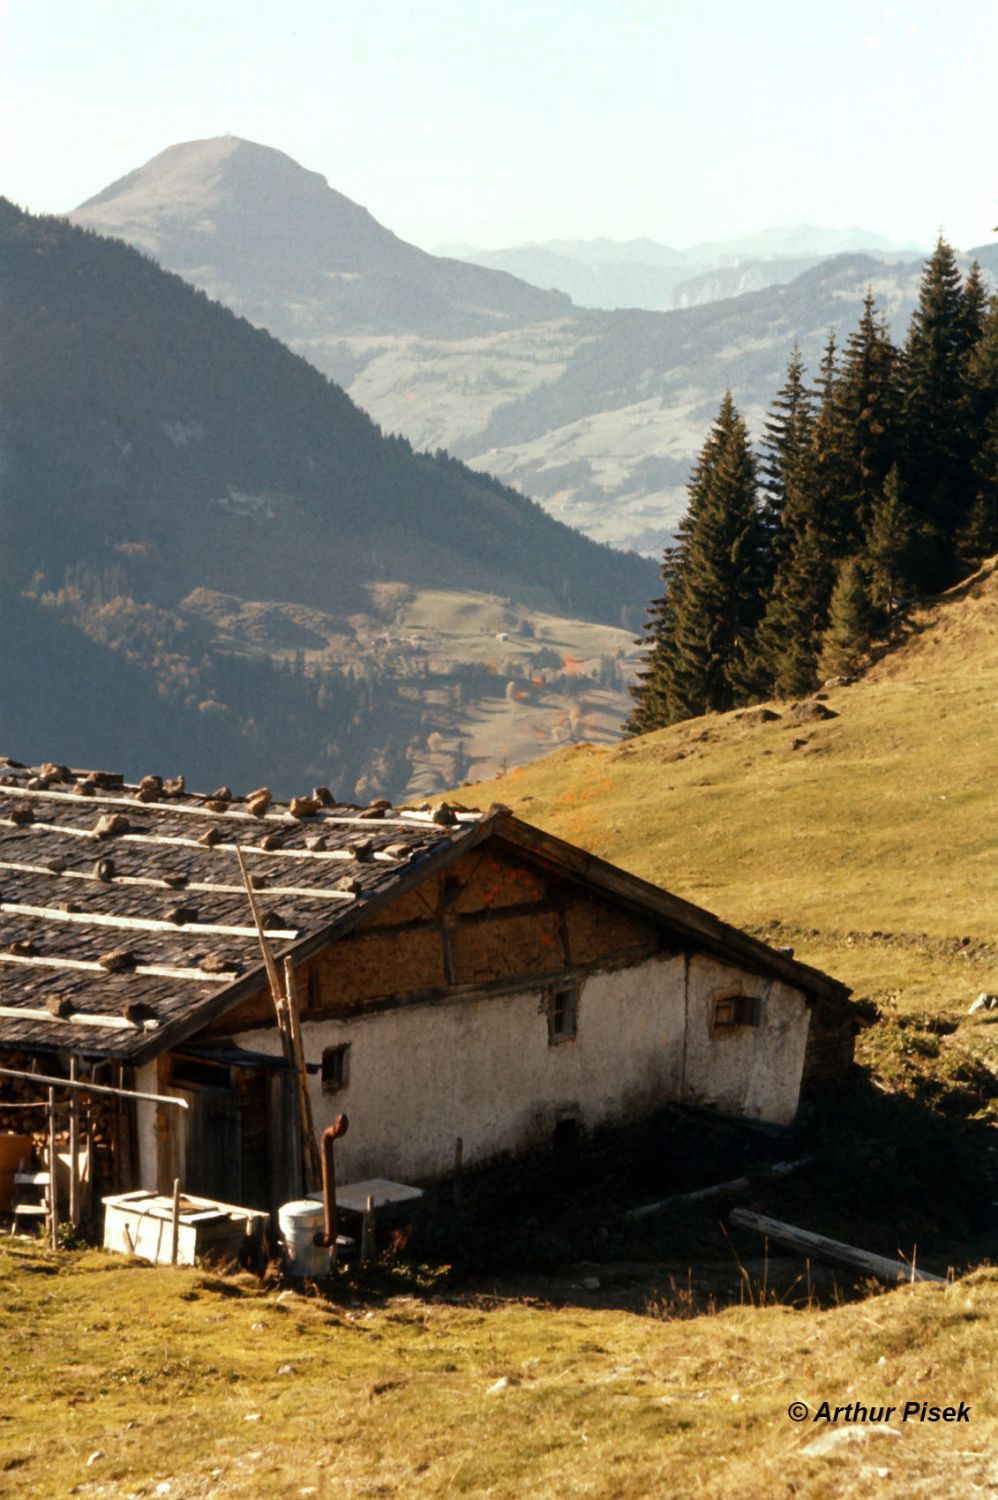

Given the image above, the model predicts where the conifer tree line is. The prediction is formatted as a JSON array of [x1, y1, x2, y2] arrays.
[[627, 237, 998, 733]]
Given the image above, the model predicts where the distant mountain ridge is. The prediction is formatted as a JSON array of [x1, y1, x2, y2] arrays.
[[445, 226, 927, 312], [68, 138, 996, 555]]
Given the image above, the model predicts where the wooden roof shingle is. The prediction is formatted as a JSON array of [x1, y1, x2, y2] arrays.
[[0, 758, 853, 1066], [0, 761, 479, 1063]]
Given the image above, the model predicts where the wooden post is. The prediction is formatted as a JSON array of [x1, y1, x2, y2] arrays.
[[68, 1056, 80, 1229], [283, 957, 322, 1194], [47, 1087, 59, 1250], [729, 1209, 946, 1284], [112, 1060, 124, 1191], [361, 1193, 375, 1265], [170, 1177, 181, 1266], [235, 847, 290, 1036], [453, 1136, 463, 1205]]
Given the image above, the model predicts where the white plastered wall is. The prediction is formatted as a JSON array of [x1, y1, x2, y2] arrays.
[[680, 954, 811, 1125], [132, 949, 813, 1191], [233, 953, 687, 1183]]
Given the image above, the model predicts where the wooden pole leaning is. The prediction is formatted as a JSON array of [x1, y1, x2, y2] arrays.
[[235, 845, 319, 1194], [234, 846, 291, 1046], [283, 957, 321, 1195]]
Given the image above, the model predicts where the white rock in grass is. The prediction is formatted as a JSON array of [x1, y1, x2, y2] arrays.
[[86, 1450, 104, 1466], [803, 1425, 902, 1457], [486, 1376, 521, 1395]]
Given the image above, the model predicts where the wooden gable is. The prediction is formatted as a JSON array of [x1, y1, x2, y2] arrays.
[[204, 838, 664, 1037]]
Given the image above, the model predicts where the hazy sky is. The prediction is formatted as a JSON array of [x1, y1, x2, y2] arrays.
[[2, 0, 995, 251]]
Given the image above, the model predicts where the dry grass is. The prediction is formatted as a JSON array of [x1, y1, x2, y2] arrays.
[[0, 1241, 995, 1499]]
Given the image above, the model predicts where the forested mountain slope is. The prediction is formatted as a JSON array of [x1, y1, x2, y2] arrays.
[[0, 202, 653, 797]]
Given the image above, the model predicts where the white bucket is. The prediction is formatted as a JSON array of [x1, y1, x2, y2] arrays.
[[278, 1199, 328, 1278]]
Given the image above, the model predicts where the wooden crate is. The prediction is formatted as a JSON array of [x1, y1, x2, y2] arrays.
[[102, 1190, 267, 1266]]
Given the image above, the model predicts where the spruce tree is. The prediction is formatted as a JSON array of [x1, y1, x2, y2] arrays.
[[626, 393, 763, 729], [818, 559, 872, 680], [958, 292, 998, 565], [806, 333, 853, 554], [759, 346, 815, 572], [624, 548, 680, 735], [864, 463, 917, 622], [900, 236, 980, 583], [835, 290, 901, 549], [667, 393, 764, 719], [959, 260, 987, 352], [751, 521, 834, 698]]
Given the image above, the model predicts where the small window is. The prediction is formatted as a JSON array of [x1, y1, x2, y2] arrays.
[[321, 1044, 350, 1092], [547, 985, 578, 1044], [713, 993, 762, 1032]]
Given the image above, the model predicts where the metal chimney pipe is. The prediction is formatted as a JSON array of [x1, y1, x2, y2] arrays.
[[314, 1114, 349, 1248]]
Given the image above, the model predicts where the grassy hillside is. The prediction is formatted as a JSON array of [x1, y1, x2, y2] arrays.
[[1, 1241, 994, 1499]]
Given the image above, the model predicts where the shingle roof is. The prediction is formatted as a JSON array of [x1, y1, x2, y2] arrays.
[[0, 760, 480, 1063], [0, 758, 853, 1068]]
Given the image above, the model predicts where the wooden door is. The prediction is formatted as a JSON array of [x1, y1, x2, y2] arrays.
[[183, 1083, 242, 1203]]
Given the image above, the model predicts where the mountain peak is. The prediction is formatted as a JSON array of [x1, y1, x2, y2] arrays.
[[71, 135, 373, 260], [68, 138, 568, 334]]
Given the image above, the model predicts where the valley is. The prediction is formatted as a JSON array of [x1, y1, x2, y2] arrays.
[[0, 198, 652, 800]]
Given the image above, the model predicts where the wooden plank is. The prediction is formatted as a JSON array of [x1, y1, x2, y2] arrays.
[[68, 1056, 80, 1229], [47, 1087, 58, 1250], [1, 819, 405, 863], [360, 1194, 375, 1265], [624, 1159, 811, 1221], [170, 1178, 181, 1266], [235, 848, 287, 1022], [0, 1004, 154, 1032], [0, 1064, 190, 1109], [0, 900, 300, 941], [729, 1208, 946, 1283], [0, 860, 357, 902], [0, 955, 229, 983]]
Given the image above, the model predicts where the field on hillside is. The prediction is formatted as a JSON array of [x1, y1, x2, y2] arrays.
[[175, 582, 640, 799], [1, 1240, 995, 1500]]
